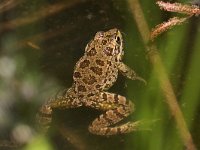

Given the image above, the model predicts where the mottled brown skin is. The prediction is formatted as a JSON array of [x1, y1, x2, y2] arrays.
[[36, 28, 146, 135]]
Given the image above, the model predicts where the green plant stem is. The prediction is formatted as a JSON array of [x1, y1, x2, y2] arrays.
[[127, 0, 196, 150]]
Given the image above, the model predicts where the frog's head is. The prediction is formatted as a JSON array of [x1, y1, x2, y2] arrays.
[[85, 28, 124, 61]]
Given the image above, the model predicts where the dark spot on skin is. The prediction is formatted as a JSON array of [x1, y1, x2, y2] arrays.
[[102, 93, 107, 100], [113, 109, 125, 119], [114, 45, 120, 55], [96, 84, 101, 89], [104, 47, 113, 56], [106, 34, 114, 38], [104, 113, 114, 124], [87, 48, 97, 56], [117, 127, 121, 134], [102, 40, 107, 45], [87, 93, 95, 97], [105, 128, 111, 135], [73, 72, 82, 78], [96, 59, 105, 66], [115, 58, 118, 62], [79, 94, 84, 98], [83, 75, 97, 85], [114, 94, 119, 102], [78, 85, 86, 92], [113, 74, 117, 79], [107, 60, 111, 66], [90, 67, 103, 75], [105, 83, 110, 89], [79, 59, 90, 68]]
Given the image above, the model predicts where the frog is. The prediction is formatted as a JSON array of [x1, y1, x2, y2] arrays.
[[36, 28, 146, 135]]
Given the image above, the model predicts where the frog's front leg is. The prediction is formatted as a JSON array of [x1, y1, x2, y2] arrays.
[[87, 92, 140, 135], [117, 62, 146, 84], [36, 88, 82, 131]]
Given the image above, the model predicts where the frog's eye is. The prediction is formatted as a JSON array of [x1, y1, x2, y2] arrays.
[[116, 36, 121, 45]]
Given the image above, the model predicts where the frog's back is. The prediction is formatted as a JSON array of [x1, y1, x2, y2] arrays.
[[72, 28, 122, 96], [73, 53, 118, 95]]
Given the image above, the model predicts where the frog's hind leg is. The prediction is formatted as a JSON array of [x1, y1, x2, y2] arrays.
[[88, 92, 140, 135], [36, 88, 82, 132]]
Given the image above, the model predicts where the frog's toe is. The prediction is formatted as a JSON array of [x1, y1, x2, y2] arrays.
[[36, 105, 52, 132]]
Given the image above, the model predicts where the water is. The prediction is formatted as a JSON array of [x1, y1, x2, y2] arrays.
[[0, 0, 199, 150]]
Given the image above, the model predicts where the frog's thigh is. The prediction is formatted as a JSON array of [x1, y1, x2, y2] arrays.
[[88, 92, 139, 135], [36, 95, 81, 131]]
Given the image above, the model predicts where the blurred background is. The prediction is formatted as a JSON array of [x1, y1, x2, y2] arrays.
[[0, 0, 199, 150]]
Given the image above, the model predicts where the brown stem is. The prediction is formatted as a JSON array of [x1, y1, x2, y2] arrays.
[[127, 0, 197, 150], [156, 1, 200, 15]]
